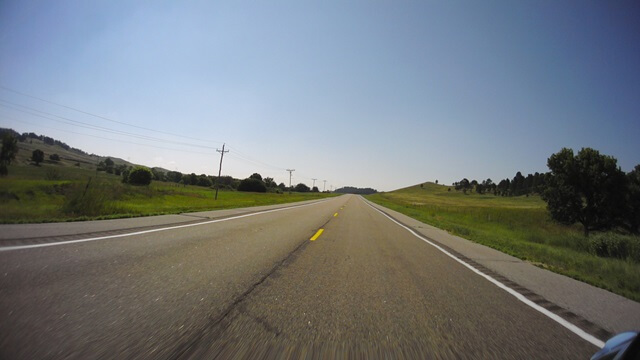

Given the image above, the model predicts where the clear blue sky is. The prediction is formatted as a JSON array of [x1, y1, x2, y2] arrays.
[[1, 1, 639, 191]]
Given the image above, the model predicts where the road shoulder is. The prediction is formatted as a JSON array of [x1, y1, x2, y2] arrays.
[[363, 196, 640, 336]]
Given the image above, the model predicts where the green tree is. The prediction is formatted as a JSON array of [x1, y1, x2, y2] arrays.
[[627, 165, 640, 234], [263, 177, 276, 188], [114, 164, 128, 176], [510, 172, 525, 195], [294, 183, 310, 192], [31, 149, 44, 165], [0, 133, 19, 176], [151, 168, 166, 181], [455, 178, 471, 194], [49, 154, 60, 161], [249, 173, 263, 181], [104, 158, 114, 174], [542, 148, 627, 236], [127, 166, 153, 186], [197, 174, 212, 187], [237, 178, 267, 192], [167, 171, 182, 183], [121, 168, 130, 183]]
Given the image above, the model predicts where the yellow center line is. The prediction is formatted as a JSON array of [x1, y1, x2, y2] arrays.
[[310, 229, 324, 241]]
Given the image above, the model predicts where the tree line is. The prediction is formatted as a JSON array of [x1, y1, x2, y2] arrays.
[[453, 172, 546, 196], [334, 186, 378, 195], [451, 147, 640, 236], [99, 165, 322, 194]]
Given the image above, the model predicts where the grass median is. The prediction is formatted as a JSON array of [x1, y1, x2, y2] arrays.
[[366, 182, 640, 302]]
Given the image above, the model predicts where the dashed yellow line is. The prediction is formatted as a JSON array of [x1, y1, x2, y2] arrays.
[[310, 229, 324, 241]]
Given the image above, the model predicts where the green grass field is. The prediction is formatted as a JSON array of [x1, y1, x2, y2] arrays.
[[0, 163, 336, 223], [366, 182, 640, 302]]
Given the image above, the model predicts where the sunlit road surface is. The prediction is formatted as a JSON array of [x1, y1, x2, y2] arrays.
[[0, 195, 601, 359]]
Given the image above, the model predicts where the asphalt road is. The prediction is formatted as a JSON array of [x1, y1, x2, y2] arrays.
[[0, 195, 601, 359]]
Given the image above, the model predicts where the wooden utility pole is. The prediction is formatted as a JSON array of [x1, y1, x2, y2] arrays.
[[323, 180, 327, 192], [311, 178, 317, 190], [286, 169, 295, 193], [215, 143, 229, 200]]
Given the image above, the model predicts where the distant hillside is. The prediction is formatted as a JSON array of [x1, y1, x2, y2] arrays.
[[334, 186, 377, 195], [1, 127, 135, 170]]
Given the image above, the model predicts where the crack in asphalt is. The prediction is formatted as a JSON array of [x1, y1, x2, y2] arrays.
[[167, 232, 313, 359], [167, 208, 342, 359]]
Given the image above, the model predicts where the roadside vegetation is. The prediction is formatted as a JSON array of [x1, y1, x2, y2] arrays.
[[0, 166, 335, 223], [367, 182, 640, 302], [0, 129, 336, 223]]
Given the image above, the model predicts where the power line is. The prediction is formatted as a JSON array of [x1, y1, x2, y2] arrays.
[[1, 115, 214, 156], [0, 87, 331, 184], [0, 85, 218, 144], [0, 99, 219, 150], [225, 144, 285, 171]]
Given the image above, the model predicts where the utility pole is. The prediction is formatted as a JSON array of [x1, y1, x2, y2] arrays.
[[323, 180, 327, 192], [215, 143, 229, 200], [286, 169, 295, 193], [311, 178, 317, 190]]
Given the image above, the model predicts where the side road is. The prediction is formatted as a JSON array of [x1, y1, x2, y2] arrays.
[[363, 196, 640, 337]]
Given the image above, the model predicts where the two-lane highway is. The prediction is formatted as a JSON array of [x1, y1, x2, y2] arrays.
[[1, 195, 599, 358]]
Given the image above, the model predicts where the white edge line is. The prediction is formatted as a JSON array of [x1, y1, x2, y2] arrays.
[[0, 199, 331, 252], [362, 197, 606, 349]]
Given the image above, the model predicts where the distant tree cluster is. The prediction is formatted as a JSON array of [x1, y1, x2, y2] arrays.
[[334, 186, 377, 195], [134, 169, 292, 193], [453, 172, 545, 196], [450, 147, 640, 237]]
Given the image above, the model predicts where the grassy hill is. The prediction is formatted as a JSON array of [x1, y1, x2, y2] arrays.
[[10, 135, 133, 174], [367, 182, 640, 301], [0, 132, 335, 223]]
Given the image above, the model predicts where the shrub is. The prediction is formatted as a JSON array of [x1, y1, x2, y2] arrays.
[[237, 178, 267, 192], [45, 168, 61, 180], [49, 154, 60, 161], [127, 166, 153, 186], [588, 233, 640, 263], [62, 178, 112, 216]]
